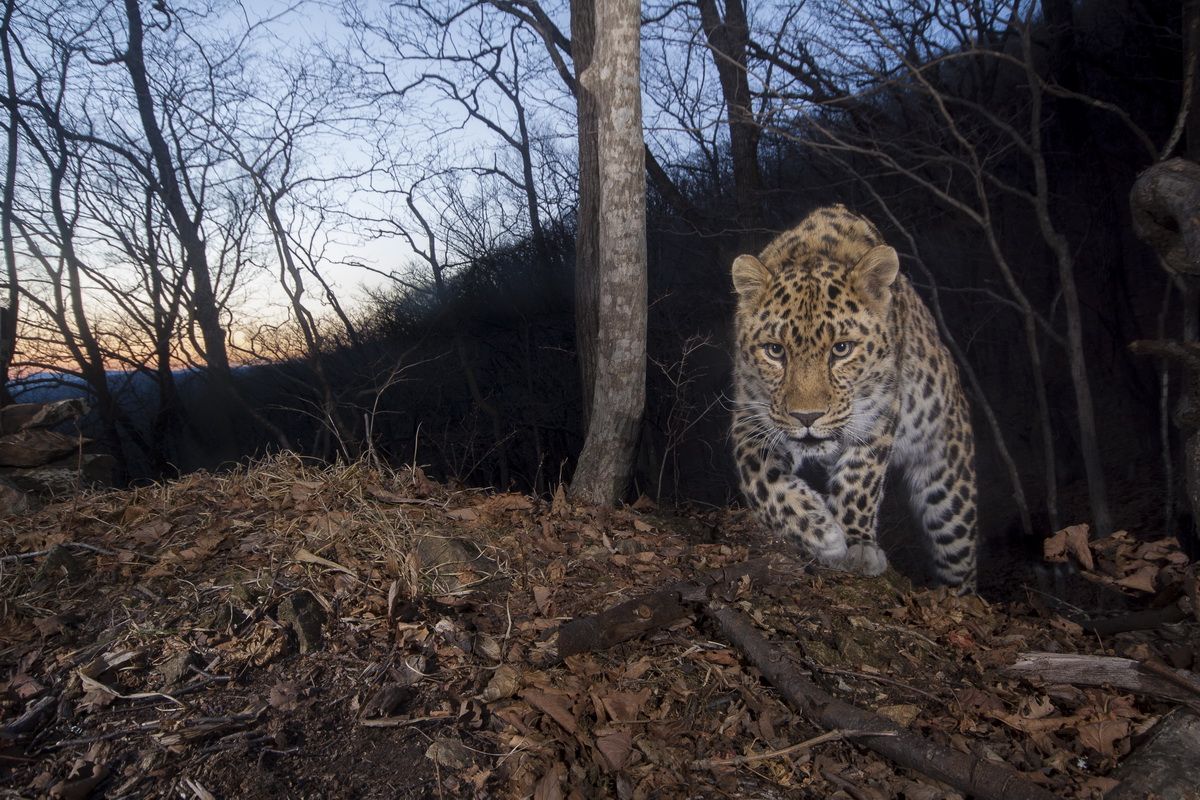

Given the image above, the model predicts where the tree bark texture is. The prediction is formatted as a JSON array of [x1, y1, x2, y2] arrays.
[[1107, 709, 1200, 800], [571, 0, 600, 429], [1130, 158, 1200, 282], [569, 0, 648, 506], [1003, 651, 1200, 706], [698, 0, 764, 240]]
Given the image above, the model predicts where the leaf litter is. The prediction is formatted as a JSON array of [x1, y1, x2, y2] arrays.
[[0, 453, 1195, 798]]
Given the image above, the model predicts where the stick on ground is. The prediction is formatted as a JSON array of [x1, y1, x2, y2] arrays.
[[705, 603, 1060, 800], [538, 555, 783, 662]]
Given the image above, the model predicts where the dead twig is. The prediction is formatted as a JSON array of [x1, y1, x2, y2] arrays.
[[705, 603, 1060, 800], [811, 664, 944, 705], [359, 714, 455, 728], [0, 542, 116, 563], [691, 728, 894, 769]]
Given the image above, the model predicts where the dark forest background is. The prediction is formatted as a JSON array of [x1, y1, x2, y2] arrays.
[[1, 0, 1191, 548]]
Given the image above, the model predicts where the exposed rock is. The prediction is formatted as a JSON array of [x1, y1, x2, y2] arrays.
[[0, 477, 29, 515], [0, 430, 85, 468], [0, 454, 116, 495], [414, 533, 501, 594], [0, 399, 89, 434], [158, 650, 202, 689], [277, 591, 325, 654]]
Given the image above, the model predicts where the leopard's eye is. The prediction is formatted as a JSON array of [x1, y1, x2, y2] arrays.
[[762, 342, 786, 361], [830, 341, 855, 359]]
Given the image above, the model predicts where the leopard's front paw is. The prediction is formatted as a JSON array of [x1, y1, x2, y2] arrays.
[[781, 513, 848, 565], [836, 541, 889, 576]]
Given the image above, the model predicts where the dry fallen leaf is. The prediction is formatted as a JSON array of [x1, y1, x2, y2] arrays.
[[1076, 718, 1130, 757], [1116, 564, 1158, 593], [877, 704, 920, 727], [595, 730, 633, 771], [1044, 524, 1093, 570], [601, 689, 650, 722], [481, 665, 522, 703], [521, 688, 578, 734]]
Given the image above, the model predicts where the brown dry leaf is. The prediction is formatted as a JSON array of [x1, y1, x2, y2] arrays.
[[446, 507, 480, 522], [632, 518, 653, 533], [1044, 524, 1093, 569], [293, 547, 356, 576], [698, 649, 739, 666], [550, 484, 569, 517], [33, 615, 65, 637], [8, 672, 45, 700], [623, 658, 653, 681], [958, 688, 1006, 714], [290, 480, 324, 502], [130, 518, 171, 544], [120, 504, 149, 524], [1076, 719, 1130, 756], [596, 730, 633, 771], [945, 629, 975, 650], [631, 494, 655, 511], [521, 688, 578, 734], [488, 493, 533, 512], [1080, 776, 1121, 795], [269, 681, 302, 712], [601, 689, 650, 722], [1116, 564, 1159, 593], [365, 485, 426, 504], [48, 755, 109, 800], [532, 586, 553, 615], [425, 737, 473, 769], [1022, 695, 1057, 720], [991, 710, 1080, 735], [481, 665, 522, 702], [1063, 525, 1095, 571], [533, 763, 566, 800], [877, 704, 920, 727]]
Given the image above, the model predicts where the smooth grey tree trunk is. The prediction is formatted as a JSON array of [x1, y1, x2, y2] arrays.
[[569, 0, 647, 506]]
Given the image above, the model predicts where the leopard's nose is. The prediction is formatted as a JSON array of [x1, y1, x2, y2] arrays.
[[790, 411, 822, 427]]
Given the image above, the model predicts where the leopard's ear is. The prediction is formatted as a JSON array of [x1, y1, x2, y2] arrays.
[[852, 246, 899, 311], [732, 254, 773, 301]]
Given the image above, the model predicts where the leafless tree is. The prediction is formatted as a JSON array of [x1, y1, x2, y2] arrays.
[[0, 0, 20, 405], [569, 0, 648, 505]]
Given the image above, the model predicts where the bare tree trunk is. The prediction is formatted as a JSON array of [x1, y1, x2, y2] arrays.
[[571, 0, 600, 431], [121, 0, 235, 411], [569, 0, 647, 506], [698, 0, 763, 239], [0, 0, 20, 406], [1186, 0, 1199, 159], [1022, 28, 1111, 536]]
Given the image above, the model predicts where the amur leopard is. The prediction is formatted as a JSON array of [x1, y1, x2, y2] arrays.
[[731, 205, 978, 589]]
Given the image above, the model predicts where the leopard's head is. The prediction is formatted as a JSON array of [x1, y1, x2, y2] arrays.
[[732, 208, 900, 454]]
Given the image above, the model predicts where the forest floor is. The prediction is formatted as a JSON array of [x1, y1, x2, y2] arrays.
[[0, 454, 1197, 799]]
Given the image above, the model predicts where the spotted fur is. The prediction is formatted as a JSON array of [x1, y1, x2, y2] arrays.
[[731, 205, 977, 589]]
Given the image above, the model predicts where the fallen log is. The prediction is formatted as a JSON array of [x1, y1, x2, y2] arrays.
[[1076, 604, 1188, 636], [1105, 709, 1200, 800], [536, 555, 785, 663], [705, 603, 1060, 800], [1004, 652, 1200, 707]]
